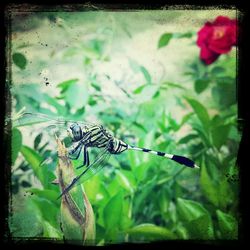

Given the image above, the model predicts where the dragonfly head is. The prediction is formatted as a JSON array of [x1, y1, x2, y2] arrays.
[[67, 123, 82, 142]]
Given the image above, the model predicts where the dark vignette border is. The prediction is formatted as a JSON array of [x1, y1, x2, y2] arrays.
[[1, 1, 248, 249]]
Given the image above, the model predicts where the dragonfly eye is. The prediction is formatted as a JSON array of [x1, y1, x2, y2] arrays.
[[70, 124, 82, 141]]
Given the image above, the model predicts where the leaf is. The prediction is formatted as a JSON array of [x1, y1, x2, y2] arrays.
[[42, 221, 62, 238], [103, 191, 123, 233], [200, 165, 220, 207], [91, 82, 101, 91], [57, 78, 79, 94], [44, 94, 66, 115], [194, 79, 210, 94], [211, 66, 225, 75], [127, 224, 177, 241], [186, 98, 210, 131], [212, 84, 236, 109], [153, 90, 160, 99], [177, 198, 214, 239], [175, 32, 194, 38], [34, 133, 42, 150], [140, 66, 151, 84], [161, 82, 186, 91], [133, 84, 147, 94], [216, 210, 238, 239], [185, 215, 214, 239], [9, 200, 43, 237], [11, 128, 22, 165], [20, 145, 55, 188], [28, 188, 60, 203], [31, 196, 60, 229], [65, 82, 89, 109], [158, 33, 173, 48], [180, 112, 194, 126], [178, 134, 198, 144], [115, 170, 134, 194], [211, 124, 231, 149], [81, 44, 99, 59], [177, 198, 210, 222], [12, 52, 27, 70], [157, 189, 170, 214]]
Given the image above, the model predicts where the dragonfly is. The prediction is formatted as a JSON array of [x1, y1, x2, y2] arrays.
[[13, 112, 199, 198]]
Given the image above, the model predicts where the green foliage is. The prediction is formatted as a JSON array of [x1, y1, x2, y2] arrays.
[[177, 198, 214, 239], [194, 79, 210, 93], [12, 52, 27, 70], [158, 33, 173, 48], [216, 210, 238, 239], [9, 12, 239, 245], [11, 128, 22, 165], [127, 224, 177, 241]]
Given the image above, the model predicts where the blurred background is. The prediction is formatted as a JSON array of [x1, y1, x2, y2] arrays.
[[8, 8, 239, 243]]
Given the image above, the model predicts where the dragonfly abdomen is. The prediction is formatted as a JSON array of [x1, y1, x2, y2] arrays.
[[127, 145, 199, 169], [108, 138, 128, 154]]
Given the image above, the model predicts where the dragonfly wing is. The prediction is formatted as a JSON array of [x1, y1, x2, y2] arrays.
[[58, 145, 111, 198], [13, 112, 96, 128]]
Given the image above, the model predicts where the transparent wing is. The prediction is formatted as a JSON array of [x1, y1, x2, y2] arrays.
[[58, 145, 111, 198], [12, 112, 98, 149], [13, 112, 96, 128]]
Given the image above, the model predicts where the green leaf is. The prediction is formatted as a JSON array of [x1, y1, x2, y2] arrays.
[[133, 84, 147, 94], [9, 200, 43, 237], [185, 215, 214, 239], [157, 189, 170, 215], [20, 145, 55, 188], [57, 78, 79, 94], [200, 165, 220, 207], [158, 33, 173, 48], [12, 52, 27, 70], [91, 82, 101, 91], [103, 191, 123, 233], [177, 198, 210, 222], [211, 66, 225, 75], [211, 124, 231, 149], [216, 210, 238, 239], [153, 90, 160, 99], [28, 188, 60, 203], [186, 98, 210, 131], [44, 94, 66, 115], [81, 44, 99, 59], [175, 32, 194, 38], [212, 81, 236, 109], [115, 170, 134, 194], [31, 196, 60, 229], [194, 79, 210, 94], [34, 133, 42, 150], [64, 82, 89, 109], [127, 224, 177, 241], [140, 66, 151, 84], [177, 198, 214, 239], [178, 134, 198, 144], [42, 221, 62, 238], [161, 82, 186, 90], [11, 128, 22, 165]]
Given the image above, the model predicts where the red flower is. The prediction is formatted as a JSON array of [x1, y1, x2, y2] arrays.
[[197, 16, 237, 65]]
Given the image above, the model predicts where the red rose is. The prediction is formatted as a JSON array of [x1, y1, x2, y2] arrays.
[[197, 16, 237, 65]]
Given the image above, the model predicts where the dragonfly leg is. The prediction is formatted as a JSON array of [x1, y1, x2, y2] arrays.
[[68, 143, 83, 160], [76, 147, 89, 169]]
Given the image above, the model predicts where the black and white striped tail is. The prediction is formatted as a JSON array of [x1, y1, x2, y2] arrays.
[[127, 145, 199, 169]]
